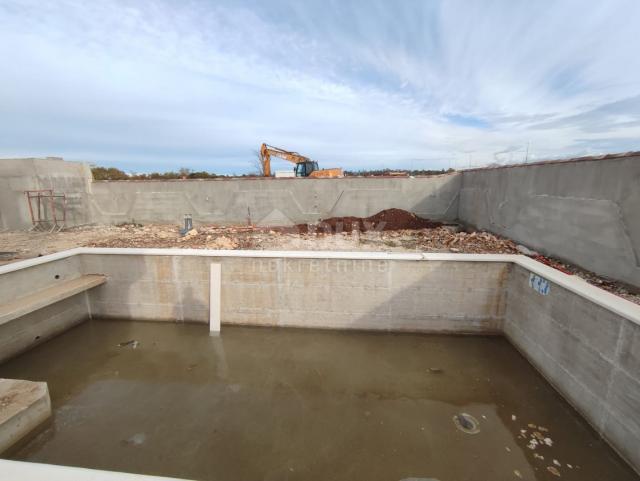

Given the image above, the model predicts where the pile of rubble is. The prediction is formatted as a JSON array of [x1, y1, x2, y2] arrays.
[[295, 208, 443, 233], [413, 227, 518, 253], [87, 222, 520, 254]]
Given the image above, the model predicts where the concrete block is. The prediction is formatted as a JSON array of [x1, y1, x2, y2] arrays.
[[0, 378, 51, 454]]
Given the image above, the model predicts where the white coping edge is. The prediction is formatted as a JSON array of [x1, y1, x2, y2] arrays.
[[1, 247, 639, 326], [0, 459, 190, 480]]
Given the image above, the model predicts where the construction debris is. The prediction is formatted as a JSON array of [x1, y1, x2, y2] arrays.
[[0, 208, 638, 305], [295, 208, 443, 233]]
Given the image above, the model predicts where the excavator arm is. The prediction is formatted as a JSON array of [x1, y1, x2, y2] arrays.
[[260, 143, 311, 177], [259, 143, 343, 178]]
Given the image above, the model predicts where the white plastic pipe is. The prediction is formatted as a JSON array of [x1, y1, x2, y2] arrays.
[[209, 263, 221, 333]]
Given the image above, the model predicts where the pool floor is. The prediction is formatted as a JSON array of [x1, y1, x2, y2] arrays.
[[0, 320, 637, 481]]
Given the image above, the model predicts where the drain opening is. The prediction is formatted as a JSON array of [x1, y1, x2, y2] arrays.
[[453, 413, 480, 434]]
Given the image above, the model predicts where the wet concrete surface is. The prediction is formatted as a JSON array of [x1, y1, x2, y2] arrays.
[[0, 320, 637, 481]]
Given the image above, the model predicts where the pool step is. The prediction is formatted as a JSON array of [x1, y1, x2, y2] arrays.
[[0, 274, 106, 326], [0, 378, 51, 454]]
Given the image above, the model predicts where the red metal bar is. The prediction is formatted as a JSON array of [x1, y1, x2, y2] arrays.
[[25, 191, 35, 226], [49, 190, 56, 226]]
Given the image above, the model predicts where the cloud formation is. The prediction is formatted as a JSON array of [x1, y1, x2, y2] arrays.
[[1, 0, 639, 173]]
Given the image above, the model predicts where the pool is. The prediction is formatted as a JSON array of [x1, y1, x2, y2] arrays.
[[1, 319, 636, 481]]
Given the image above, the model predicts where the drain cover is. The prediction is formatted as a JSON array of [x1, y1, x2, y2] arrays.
[[453, 413, 480, 434]]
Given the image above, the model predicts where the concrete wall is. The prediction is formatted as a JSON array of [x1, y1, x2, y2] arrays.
[[1, 154, 639, 289], [81, 253, 508, 333], [1, 249, 640, 473], [0, 257, 89, 362], [0, 158, 92, 230], [89, 175, 461, 226], [459, 155, 640, 288], [505, 264, 640, 472]]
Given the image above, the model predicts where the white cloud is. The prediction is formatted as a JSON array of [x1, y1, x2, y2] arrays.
[[0, 0, 639, 172]]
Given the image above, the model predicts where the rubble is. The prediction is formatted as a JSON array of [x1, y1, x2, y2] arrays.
[[294, 208, 443, 233], [0, 208, 638, 306]]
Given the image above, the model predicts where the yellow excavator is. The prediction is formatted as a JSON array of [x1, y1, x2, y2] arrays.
[[259, 143, 343, 178]]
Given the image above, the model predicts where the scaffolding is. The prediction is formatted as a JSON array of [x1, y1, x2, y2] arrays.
[[24, 189, 67, 232]]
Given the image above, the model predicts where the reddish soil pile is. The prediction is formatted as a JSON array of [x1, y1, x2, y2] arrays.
[[296, 208, 442, 233]]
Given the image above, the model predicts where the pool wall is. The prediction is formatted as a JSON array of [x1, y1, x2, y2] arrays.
[[80, 253, 509, 333], [505, 263, 640, 471], [0, 256, 90, 363], [0, 248, 639, 474]]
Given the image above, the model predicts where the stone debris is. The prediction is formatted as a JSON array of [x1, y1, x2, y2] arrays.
[[516, 422, 571, 478], [547, 466, 561, 477], [1, 213, 638, 305], [516, 244, 538, 256], [117, 340, 140, 349]]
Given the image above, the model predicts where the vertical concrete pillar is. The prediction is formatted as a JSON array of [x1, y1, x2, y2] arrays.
[[209, 263, 221, 333]]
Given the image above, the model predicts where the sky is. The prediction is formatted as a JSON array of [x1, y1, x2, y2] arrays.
[[1, 0, 639, 174]]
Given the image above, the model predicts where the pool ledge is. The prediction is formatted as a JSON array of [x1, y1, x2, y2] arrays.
[[1, 248, 638, 327]]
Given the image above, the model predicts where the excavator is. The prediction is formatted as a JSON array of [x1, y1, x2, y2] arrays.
[[259, 143, 343, 178]]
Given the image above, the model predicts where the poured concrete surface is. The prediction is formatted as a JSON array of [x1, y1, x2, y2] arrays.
[[0, 378, 51, 453], [459, 154, 640, 288], [506, 264, 640, 472], [0, 274, 105, 325], [1, 320, 637, 481]]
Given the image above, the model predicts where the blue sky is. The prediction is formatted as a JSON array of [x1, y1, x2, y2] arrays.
[[1, 0, 639, 174]]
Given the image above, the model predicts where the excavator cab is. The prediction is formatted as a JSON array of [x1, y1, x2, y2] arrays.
[[295, 161, 319, 177]]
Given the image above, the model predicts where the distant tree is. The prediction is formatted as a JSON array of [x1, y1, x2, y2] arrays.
[[91, 167, 129, 180], [91, 166, 224, 180], [187, 171, 218, 179]]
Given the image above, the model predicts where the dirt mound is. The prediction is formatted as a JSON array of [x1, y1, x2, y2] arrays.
[[296, 208, 442, 233]]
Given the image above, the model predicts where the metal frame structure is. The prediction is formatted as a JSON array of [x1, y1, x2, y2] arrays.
[[24, 189, 67, 232]]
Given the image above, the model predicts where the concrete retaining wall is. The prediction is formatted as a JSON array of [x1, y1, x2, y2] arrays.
[[458, 155, 640, 288], [88, 175, 461, 226], [81, 253, 508, 333], [0, 158, 92, 230], [2, 155, 639, 289], [505, 263, 640, 472]]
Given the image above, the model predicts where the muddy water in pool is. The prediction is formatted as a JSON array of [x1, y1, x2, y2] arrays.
[[1, 320, 637, 481]]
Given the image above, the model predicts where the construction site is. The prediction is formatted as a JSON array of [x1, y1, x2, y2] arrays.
[[0, 152, 639, 481]]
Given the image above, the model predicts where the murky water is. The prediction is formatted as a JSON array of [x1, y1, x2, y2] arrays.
[[1, 320, 637, 481]]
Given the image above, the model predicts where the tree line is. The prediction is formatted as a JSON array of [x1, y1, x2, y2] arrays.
[[91, 166, 456, 180], [91, 167, 230, 180]]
